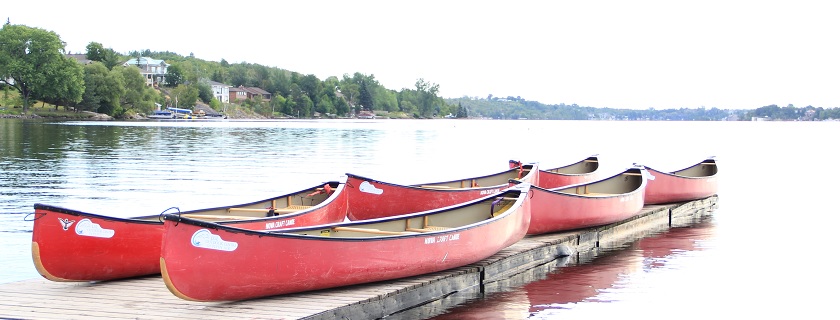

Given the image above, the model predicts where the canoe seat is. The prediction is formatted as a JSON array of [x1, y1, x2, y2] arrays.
[[405, 226, 450, 233], [181, 214, 256, 221]]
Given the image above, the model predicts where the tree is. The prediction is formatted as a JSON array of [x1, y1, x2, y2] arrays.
[[339, 76, 360, 107], [358, 78, 374, 110], [456, 102, 469, 118], [0, 24, 82, 113], [414, 78, 440, 118], [316, 93, 335, 115], [85, 42, 121, 69], [169, 84, 198, 109], [298, 74, 323, 107], [80, 62, 124, 115], [197, 82, 213, 103], [117, 66, 152, 112], [81, 62, 125, 115], [164, 64, 184, 87], [36, 56, 85, 110]]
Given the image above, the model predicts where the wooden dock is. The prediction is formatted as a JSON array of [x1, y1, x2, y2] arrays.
[[0, 196, 718, 320]]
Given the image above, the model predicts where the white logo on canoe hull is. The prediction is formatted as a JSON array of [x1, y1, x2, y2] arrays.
[[58, 218, 75, 231], [74, 219, 115, 238], [191, 229, 238, 251], [359, 181, 384, 195]]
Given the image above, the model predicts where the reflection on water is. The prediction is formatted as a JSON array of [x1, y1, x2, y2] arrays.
[[419, 218, 716, 319]]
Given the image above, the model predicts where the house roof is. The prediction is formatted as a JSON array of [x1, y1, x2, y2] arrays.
[[247, 87, 270, 95], [232, 85, 270, 95], [66, 54, 92, 65], [207, 80, 229, 87], [123, 57, 169, 67]]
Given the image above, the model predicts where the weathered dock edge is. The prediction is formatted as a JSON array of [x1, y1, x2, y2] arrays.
[[307, 195, 718, 320], [0, 196, 718, 320]]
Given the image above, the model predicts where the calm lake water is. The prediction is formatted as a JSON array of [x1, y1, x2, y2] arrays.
[[1, 118, 837, 319]]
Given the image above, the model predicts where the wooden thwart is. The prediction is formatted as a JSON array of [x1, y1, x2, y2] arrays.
[[229, 205, 313, 214], [331, 227, 415, 235], [405, 226, 449, 233], [419, 185, 452, 189], [181, 214, 254, 221]]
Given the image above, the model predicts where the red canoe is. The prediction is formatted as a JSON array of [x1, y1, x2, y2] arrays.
[[533, 155, 601, 189], [640, 157, 718, 204], [160, 184, 532, 301], [516, 167, 646, 235], [345, 162, 538, 221], [30, 179, 348, 282]]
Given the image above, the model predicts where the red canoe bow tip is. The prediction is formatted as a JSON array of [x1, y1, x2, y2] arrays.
[[160, 257, 205, 302], [31, 242, 74, 282]]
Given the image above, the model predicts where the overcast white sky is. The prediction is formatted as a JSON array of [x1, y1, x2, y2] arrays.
[[6, 0, 839, 110]]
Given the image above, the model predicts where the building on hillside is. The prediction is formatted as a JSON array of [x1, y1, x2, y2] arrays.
[[123, 57, 169, 87], [229, 85, 271, 102], [247, 87, 271, 100], [208, 81, 230, 103], [229, 86, 248, 102], [66, 54, 93, 65]]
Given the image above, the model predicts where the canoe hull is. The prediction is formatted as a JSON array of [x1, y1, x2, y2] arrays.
[[31, 209, 163, 281], [160, 187, 531, 301], [346, 164, 537, 221], [643, 159, 718, 204], [31, 181, 348, 282], [536, 155, 601, 189], [526, 168, 645, 235]]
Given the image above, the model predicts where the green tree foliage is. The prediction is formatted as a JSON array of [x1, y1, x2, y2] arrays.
[[374, 85, 398, 112], [165, 64, 184, 87], [298, 74, 323, 108], [85, 42, 121, 69], [413, 78, 440, 117], [456, 102, 469, 118], [316, 93, 335, 115], [117, 66, 159, 114], [743, 104, 838, 121], [197, 82, 213, 103], [170, 84, 198, 109], [0, 24, 84, 113], [80, 62, 124, 115], [209, 98, 221, 111], [101, 49, 456, 119], [269, 95, 287, 117], [358, 77, 374, 110], [36, 56, 85, 110], [446, 96, 743, 120]]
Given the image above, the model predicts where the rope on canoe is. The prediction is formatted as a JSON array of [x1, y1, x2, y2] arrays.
[[158, 207, 181, 224], [24, 212, 45, 221]]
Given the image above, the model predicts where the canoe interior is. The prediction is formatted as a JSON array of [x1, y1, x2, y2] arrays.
[[149, 182, 341, 222], [543, 156, 599, 174], [287, 193, 520, 238], [672, 161, 717, 177], [419, 164, 535, 189], [553, 170, 643, 196]]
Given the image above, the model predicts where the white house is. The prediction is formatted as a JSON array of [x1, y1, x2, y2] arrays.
[[208, 80, 230, 103], [123, 57, 169, 87]]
